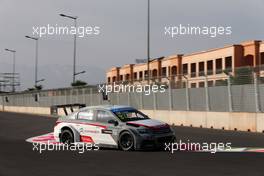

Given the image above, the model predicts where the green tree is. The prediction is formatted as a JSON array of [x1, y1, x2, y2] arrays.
[[229, 67, 253, 85], [71, 80, 87, 87]]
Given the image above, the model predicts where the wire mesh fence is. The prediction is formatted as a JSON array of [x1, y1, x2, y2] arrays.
[[1, 66, 264, 113]]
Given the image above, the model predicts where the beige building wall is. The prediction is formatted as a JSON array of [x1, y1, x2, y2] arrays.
[[161, 55, 182, 84], [133, 63, 147, 84], [260, 42, 264, 53], [107, 67, 120, 83], [118, 64, 134, 82], [106, 40, 264, 87], [182, 45, 235, 87]]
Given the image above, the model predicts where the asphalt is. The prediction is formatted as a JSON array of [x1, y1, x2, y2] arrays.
[[0, 111, 264, 176]]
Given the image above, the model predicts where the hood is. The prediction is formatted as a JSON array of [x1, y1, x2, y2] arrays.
[[126, 119, 168, 129]]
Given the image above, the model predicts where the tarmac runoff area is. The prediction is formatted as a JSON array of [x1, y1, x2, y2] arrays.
[[1, 111, 264, 176]]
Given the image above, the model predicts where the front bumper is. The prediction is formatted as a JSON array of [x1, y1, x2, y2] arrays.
[[135, 132, 176, 150]]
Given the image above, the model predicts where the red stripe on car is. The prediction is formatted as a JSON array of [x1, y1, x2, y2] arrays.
[[74, 122, 107, 129], [80, 136, 94, 143], [127, 122, 169, 130]]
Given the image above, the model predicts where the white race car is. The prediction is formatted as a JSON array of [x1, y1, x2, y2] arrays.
[[54, 105, 176, 151]]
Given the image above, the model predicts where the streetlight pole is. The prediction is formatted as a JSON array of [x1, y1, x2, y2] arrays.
[[5, 48, 16, 92], [60, 13, 79, 84], [147, 0, 150, 84], [73, 19, 77, 83], [25, 36, 44, 88]]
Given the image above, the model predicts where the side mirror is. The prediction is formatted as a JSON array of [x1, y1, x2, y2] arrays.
[[108, 119, 118, 126]]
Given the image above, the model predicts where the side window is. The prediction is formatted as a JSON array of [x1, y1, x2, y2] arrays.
[[96, 110, 114, 123], [78, 110, 95, 121]]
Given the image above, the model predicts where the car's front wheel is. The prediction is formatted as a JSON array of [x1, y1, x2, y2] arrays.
[[119, 131, 135, 151], [60, 129, 74, 145]]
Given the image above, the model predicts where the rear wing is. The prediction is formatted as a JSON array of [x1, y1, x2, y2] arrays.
[[50, 104, 86, 116]]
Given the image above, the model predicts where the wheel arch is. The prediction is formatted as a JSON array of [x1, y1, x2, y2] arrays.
[[118, 129, 137, 150], [60, 125, 80, 142]]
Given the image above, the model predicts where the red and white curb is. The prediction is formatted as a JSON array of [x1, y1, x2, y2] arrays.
[[26, 132, 59, 144]]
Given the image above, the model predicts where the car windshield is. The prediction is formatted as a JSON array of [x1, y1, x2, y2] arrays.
[[112, 108, 149, 122]]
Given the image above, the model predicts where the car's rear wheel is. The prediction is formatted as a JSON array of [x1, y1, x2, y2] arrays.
[[60, 129, 74, 145], [119, 131, 134, 151]]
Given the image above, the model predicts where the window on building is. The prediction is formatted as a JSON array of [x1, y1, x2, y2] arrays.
[[243, 55, 254, 66], [191, 83, 196, 88], [199, 82, 205, 87], [144, 70, 148, 79], [199, 62, 205, 76], [208, 81, 214, 87], [182, 82, 187, 88], [162, 67, 167, 77], [207, 60, 213, 75], [183, 64, 188, 75], [216, 58, 223, 74], [215, 79, 227, 86], [191, 63, 196, 77], [261, 52, 264, 66], [225, 56, 232, 72], [120, 75, 123, 81], [139, 71, 143, 79], [113, 76, 116, 82], [133, 72, 137, 80], [171, 66, 177, 76], [152, 69, 158, 78], [107, 77, 111, 83], [125, 74, 130, 81]]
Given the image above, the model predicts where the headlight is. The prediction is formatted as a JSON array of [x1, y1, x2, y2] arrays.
[[137, 128, 151, 134]]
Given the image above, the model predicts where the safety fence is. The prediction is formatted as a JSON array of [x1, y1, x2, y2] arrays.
[[1, 78, 264, 113]]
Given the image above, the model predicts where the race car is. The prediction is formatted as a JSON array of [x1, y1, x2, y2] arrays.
[[54, 105, 176, 151]]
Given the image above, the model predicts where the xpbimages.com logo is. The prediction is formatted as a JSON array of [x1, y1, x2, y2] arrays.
[[32, 141, 100, 154], [32, 24, 100, 38], [98, 83, 167, 96], [164, 24, 232, 38], [164, 140, 232, 154]]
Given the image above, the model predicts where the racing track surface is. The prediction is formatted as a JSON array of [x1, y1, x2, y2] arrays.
[[1, 111, 264, 176]]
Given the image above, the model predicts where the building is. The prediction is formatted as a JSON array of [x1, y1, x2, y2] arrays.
[[106, 40, 264, 87]]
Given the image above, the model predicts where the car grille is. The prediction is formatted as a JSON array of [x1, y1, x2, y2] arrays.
[[152, 127, 171, 134]]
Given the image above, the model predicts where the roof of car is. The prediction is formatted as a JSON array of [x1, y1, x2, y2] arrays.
[[80, 105, 135, 111]]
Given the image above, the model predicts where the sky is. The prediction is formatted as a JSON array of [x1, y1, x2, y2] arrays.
[[0, 0, 264, 90]]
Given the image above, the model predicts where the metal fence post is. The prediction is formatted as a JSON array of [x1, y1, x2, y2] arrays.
[[82, 88, 85, 105], [227, 76, 233, 112], [64, 90, 67, 105], [254, 73, 260, 112], [204, 76, 210, 111], [1, 96, 4, 111], [90, 88, 93, 106], [185, 78, 190, 111], [70, 89, 73, 104]]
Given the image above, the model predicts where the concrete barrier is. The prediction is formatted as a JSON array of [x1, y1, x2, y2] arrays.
[[256, 113, 264, 133], [1, 106, 264, 133], [140, 110, 264, 133], [0, 106, 50, 115]]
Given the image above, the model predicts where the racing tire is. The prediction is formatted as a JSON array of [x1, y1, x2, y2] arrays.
[[119, 131, 135, 151], [60, 129, 74, 145]]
